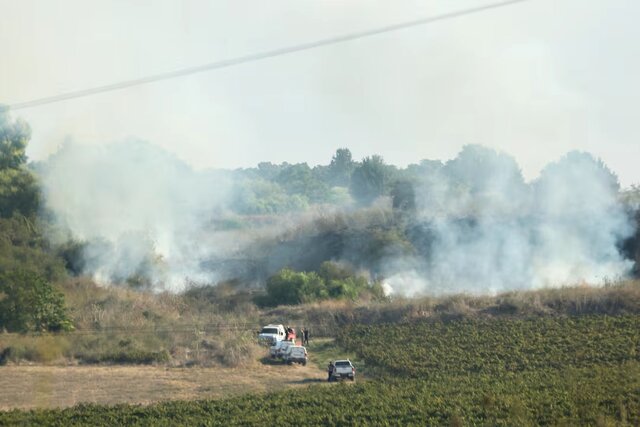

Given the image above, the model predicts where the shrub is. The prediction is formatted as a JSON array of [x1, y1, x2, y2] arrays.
[[258, 262, 384, 307], [0, 335, 70, 364], [0, 270, 73, 332]]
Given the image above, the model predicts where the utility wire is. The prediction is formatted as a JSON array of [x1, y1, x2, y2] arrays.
[[2, 323, 337, 337], [8, 0, 531, 110]]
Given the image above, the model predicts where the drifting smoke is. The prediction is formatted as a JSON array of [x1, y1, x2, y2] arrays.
[[40, 141, 635, 295], [41, 139, 233, 289], [383, 146, 635, 296]]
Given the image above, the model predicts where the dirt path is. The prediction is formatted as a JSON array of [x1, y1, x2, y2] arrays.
[[0, 361, 326, 410]]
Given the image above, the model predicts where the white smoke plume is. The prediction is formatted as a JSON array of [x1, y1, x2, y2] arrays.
[[41, 139, 233, 289], [383, 146, 635, 296], [40, 140, 635, 296]]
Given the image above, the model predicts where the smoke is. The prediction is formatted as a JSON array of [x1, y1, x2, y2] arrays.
[[41, 139, 233, 289], [383, 146, 634, 296], [40, 141, 635, 296]]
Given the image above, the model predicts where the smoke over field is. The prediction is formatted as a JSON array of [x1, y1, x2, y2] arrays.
[[386, 147, 634, 295], [39, 142, 637, 295]]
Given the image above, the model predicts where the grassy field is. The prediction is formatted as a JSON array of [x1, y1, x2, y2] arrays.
[[2, 314, 639, 425], [0, 362, 326, 411], [2, 364, 637, 425]]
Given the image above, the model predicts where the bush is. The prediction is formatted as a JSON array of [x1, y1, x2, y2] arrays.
[[0, 270, 73, 332], [80, 349, 170, 365], [0, 216, 67, 283], [0, 335, 70, 364], [258, 262, 384, 307]]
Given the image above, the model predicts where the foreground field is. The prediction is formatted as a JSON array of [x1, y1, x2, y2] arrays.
[[0, 362, 325, 411], [2, 364, 638, 426], [2, 314, 639, 425]]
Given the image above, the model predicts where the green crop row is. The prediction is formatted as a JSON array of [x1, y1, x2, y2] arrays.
[[2, 315, 639, 425], [337, 315, 640, 377], [1, 363, 638, 426]]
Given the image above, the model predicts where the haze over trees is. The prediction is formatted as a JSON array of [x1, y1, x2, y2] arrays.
[[0, 108, 639, 308]]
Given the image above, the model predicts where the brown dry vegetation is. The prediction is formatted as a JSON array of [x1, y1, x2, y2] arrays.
[[265, 279, 640, 335], [1, 279, 638, 367], [1, 278, 263, 367], [0, 362, 327, 410]]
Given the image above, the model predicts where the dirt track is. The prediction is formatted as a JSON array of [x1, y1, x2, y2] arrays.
[[0, 361, 326, 410]]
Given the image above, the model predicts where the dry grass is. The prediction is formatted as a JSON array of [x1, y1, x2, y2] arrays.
[[263, 280, 640, 333], [46, 278, 263, 366], [0, 361, 327, 410], [4, 278, 637, 368]]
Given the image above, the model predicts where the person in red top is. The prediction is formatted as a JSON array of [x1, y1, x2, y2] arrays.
[[286, 327, 295, 342]]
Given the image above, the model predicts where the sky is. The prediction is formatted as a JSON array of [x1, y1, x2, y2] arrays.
[[1, 0, 638, 186]]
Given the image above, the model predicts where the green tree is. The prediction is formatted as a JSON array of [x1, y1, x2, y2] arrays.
[[350, 155, 388, 205], [443, 145, 526, 198], [0, 216, 66, 282], [328, 148, 355, 187], [391, 180, 416, 213], [259, 263, 385, 307], [0, 107, 30, 169], [0, 167, 40, 218], [0, 270, 73, 332], [275, 163, 330, 203], [263, 268, 326, 306], [0, 109, 40, 218], [232, 178, 308, 214]]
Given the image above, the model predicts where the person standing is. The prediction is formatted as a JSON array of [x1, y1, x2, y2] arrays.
[[327, 361, 334, 381], [303, 328, 309, 345]]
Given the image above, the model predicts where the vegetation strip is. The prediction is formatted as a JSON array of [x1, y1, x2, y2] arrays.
[[2, 315, 638, 425]]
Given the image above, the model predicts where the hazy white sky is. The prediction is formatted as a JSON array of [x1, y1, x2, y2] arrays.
[[1, 0, 638, 186]]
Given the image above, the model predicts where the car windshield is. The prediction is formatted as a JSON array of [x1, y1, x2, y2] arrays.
[[261, 328, 278, 334], [335, 361, 351, 367]]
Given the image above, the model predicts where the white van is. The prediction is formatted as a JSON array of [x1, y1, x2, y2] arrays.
[[283, 346, 308, 365], [270, 340, 295, 358], [258, 324, 286, 346]]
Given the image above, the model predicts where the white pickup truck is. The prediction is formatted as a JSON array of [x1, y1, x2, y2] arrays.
[[329, 359, 355, 382], [258, 324, 286, 346]]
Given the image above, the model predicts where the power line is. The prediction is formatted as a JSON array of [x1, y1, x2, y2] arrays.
[[8, 0, 531, 111], [1, 323, 338, 337]]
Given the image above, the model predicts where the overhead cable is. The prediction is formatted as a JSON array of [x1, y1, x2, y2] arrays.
[[8, 0, 531, 110]]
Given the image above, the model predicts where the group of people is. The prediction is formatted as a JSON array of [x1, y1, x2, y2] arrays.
[[284, 326, 310, 345], [300, 327, 309, 345]]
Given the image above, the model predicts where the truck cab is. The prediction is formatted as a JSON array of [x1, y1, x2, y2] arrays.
[[258, 324, 286, 346]]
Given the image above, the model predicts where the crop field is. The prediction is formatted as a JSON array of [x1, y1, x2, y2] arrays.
[[2, 315, 639, 426], [337, 315, 640, 377]]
